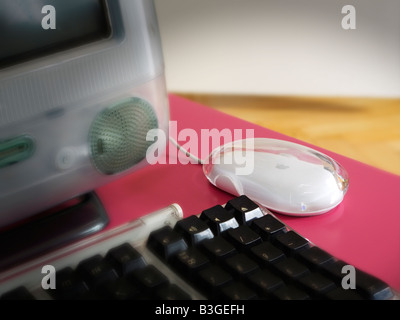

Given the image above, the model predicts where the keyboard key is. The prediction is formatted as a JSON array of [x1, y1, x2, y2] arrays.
[[321, 260, 350, 283], [274, 257, 310, 281], [197, 265, 233, 298], [273, 285, 310, 300], [174, 215, 214, 246], [1, 286, 35, 300], [155, 283, 192, 300], [322, 261, 393, 299], [251, 214, 286, 239], [274, 231, 309, 254], [220, 282, 258, 300], [51, 267, 89, 300], [99, 277, 141, 300], [250, 242, 286, 266], [225, 195, 264, 225], [298, 273, 337, 298], [130, 265, 169, 291], [353, 269, 394, 300], [224, 253, 259, 279], [147, 226, 188, 261], [76, 255, 119, 289], [225, 225, 262, 251], [200, 205, 239, 234], [106, 243, 146, 276], [201, 236, 237, 262], [298, 246, 334, 269], [246, 269, 285, 297], [325, 287, 363, 300], [172, 247, 210, 277]]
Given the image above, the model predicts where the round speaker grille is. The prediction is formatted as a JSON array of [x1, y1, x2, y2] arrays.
[[89, 97, 158, 175]]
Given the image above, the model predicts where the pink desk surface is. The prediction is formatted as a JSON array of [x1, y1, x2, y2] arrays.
[[96, 94, 400, 291]]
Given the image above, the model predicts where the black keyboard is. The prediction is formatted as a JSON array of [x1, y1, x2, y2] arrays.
[[0, 196, 396, 300]]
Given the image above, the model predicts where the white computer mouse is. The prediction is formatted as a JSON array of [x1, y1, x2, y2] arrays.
[[203, 138, 349, 216]]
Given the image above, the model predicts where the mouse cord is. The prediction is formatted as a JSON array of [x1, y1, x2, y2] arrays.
[[168, 136, 204, 165]]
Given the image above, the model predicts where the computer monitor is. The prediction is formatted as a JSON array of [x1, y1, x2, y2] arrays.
[[0, 0, 169, 230]]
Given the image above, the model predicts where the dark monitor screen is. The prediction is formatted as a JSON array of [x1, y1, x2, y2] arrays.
[[0, 0, 111, 68]]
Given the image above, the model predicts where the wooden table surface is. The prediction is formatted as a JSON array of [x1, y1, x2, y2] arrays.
[[176, 93, 400, 176]]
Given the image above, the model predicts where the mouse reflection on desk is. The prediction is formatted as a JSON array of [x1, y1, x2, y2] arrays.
[[203, 138, 349, 216]]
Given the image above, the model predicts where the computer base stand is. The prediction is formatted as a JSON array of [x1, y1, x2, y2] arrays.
[[0, 192, 109, 272]]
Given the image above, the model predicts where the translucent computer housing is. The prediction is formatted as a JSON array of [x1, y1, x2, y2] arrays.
[[0, 0, 169, 228]]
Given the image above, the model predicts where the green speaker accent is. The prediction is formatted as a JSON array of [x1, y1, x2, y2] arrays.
[[89, 97, 158, 175], [0, 135, 35, 169]]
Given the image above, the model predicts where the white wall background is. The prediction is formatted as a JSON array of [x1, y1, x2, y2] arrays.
[[154, 0, 400, 97]]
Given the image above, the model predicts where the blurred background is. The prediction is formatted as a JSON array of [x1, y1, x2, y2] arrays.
[[154, 0, 400, 175]]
